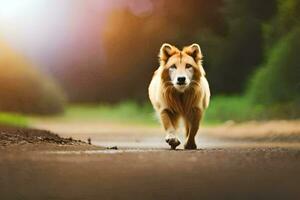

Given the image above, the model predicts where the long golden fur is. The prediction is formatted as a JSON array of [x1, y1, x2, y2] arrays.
[[148, 43, 210, 149]]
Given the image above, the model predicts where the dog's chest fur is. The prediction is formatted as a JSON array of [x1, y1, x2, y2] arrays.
[[163, 84, 201, 115]]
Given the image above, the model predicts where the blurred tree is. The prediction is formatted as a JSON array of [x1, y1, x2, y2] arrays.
[[244, 0, 300, 118], [247, 28, 300, 118], [101, 0, 226, 102], [206, 0, 276, 94], [53, 56, 105, 102], [48, 0, 281, 103], [102, 9, 172, 102], [0, 39, 66, 114], [153, 0, 226, 37], [100, 0, 277, 102], [206, 17, 263, 94], [264, 0, 300, 48]]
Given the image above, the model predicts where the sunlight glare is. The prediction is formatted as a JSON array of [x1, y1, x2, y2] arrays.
[[0, 0, 42, 22]]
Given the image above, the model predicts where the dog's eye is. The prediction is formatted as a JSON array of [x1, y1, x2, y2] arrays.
[[186, 64, 193, 69], [170, 65, 177, 69]]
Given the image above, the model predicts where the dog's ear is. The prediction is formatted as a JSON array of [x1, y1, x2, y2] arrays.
[[184, 43, 203, 63], [184, 43, 205, 76], [159, 43, 177, 65]]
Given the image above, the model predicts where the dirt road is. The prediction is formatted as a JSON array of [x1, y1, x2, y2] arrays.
[[1, 146, 300, 200], [1, 120, 300, 200]]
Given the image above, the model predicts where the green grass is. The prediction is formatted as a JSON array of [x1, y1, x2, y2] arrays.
[[204, 95, 300, 123], [63, 101, 157, 125], [0, 112, 29, 127], [203, 96, 263, 124], [62, 97, 260, 126], [59, 97, 269, 126], [34, 96, 298, 127]]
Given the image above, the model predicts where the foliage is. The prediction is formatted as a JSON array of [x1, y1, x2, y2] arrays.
[[264, 0, 300, 46], [63, 102, 156, 125], [59, 98, 255, 125], [99, 0, 277, 102], [246, 28, 300, 118], [58, 93, 298, 126], [203, 96, 262, 123], [204, 17, 263, 94], [0, 112, 28, 127], [0, 40, 66, 115], [101, 0, 225, 102], [44, 0, 280, 102], [204, 95, 299, 123]]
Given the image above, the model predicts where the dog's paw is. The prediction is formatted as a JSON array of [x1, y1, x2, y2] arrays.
[[165, 136, 181, 150], [184, 142, 197, 150]]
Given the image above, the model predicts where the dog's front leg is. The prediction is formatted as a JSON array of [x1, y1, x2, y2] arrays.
[[184, 107, 202, 150], [160, 109, 180, 150]]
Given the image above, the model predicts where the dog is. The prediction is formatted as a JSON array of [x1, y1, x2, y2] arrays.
[[148, 43, 210, 150]]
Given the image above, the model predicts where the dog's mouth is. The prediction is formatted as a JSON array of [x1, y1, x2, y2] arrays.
[[176, 81, 186, 86], [174, 83, 189, 92]]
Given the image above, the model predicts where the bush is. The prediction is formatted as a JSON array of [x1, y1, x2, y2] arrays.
[[0, 112, 28, 127], [0, 40, 66, 115], [64, 101, 156, 125], [203, 96, 264, 123], [246, 28, 300, 119]]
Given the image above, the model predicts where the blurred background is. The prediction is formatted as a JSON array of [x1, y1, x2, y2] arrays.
[[0, 0, 299, 127]]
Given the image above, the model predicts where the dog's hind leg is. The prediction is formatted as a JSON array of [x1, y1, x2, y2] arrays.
[[160, 109, 180, 150], [184, 107, 202, 150]]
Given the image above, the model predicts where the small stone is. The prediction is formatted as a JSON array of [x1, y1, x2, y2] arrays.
[[107, 146, 118, 150], [87, 138, 91, 145]]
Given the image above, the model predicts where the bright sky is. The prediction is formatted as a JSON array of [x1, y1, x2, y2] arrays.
[[0, 0, 152, 73], [0, 1, 104, 70]]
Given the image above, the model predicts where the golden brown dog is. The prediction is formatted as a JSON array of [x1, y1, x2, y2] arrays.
[[148, 43, 210, 149]]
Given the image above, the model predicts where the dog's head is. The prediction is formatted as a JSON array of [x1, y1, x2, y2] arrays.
[[159, 43, 205, 92]]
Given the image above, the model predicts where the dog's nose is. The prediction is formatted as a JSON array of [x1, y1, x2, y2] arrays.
[[177, 77, 186, 85]]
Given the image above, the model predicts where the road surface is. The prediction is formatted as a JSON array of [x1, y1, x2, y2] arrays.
[[1, 121, 300, 200]]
